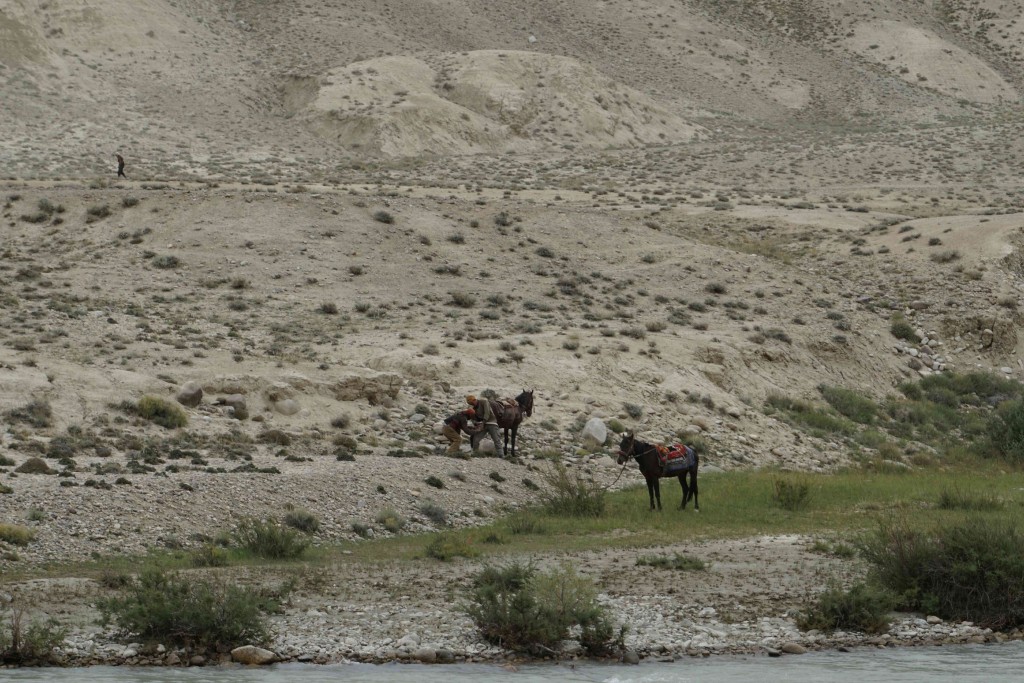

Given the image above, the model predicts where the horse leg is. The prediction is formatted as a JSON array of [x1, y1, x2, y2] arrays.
[[678, 474, 689, 510], [691, 469, 699, 511], [646, 478, 656, 510], [654, 478, 662, 511], [510, 426, 518, 459]]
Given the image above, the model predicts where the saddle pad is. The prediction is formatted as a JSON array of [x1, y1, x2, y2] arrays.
[[661, 444, 695, 472]]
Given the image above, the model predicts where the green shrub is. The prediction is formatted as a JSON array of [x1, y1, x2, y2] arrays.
[[797, 582, 893, 634], [425, 533, 478, 561], [283, 509, 320, 534], [623, 402, 643, 419], [984, 399, 1024, 464], [372, 210, 394, 224], [98, 568, 271, 649], [0, 524, 35, 546], [375, 508, 406, 534], [191, 544, 230, 567], [134, 396, 188, 429], [6, 399, 53, 428], [542, 461, 605, 517], [419, 501, 447, 526], [233, 518, 308, 559], [14, 457, 54, 475], [0, 609, 67, 664], [151, 254, 181, 269], [772, 476, 810, 511], [819, 385, 877, 424], [860, 517, 1024, 628], [449, 291, 476, 308], [425, 475, 445, 489], [466, 562, 619, 654], [890, 318, 919, 342]]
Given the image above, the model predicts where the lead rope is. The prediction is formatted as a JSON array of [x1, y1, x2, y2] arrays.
[[601, 459, 630, 491]]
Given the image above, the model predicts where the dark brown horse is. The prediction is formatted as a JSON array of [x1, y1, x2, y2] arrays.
[[617, 432, 699, 511], [493, 389, 534, 458]]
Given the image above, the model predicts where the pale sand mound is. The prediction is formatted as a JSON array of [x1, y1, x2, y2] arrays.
[[293, 51, 704, 157], [869, 213, 1024, 265], [844, 21, 1018, 104]]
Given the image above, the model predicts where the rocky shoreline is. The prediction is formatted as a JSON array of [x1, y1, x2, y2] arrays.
[[5, 532, 1021, 669], [36, 614, 1022, 668]]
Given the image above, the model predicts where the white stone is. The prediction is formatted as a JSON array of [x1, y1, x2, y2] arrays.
[[581, 417, 608, 447]]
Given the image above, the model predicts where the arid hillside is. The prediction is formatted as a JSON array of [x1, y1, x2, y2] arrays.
[[2, 0, 1024, 569], [1, 0, 1023, 177]]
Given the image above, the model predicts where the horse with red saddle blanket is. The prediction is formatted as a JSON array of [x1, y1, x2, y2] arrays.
[[617, 432, 699, 511]]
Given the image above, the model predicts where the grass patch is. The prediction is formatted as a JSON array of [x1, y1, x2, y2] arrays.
[[425, 533, 478, 561], [0, 524, 35, 546], [636, 552, 707, 572]]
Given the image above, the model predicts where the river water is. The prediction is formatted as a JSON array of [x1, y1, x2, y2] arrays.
[[4, 643, 1023, 682]]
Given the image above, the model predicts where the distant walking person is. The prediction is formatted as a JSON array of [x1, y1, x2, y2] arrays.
[[116, 154, 127, 178]]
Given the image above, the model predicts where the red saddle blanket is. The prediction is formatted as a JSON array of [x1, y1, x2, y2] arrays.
[[656, 444, 695, 471]]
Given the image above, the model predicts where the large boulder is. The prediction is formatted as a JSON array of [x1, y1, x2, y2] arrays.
[[581, 417, 608, 448], [274, 398, 301, 416], [175, 382, 203, 408], [230, 645, 277, 665]]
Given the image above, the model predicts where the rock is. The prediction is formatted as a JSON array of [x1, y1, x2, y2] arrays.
[[410, 413, 426, 423], [396, 633, 420, 649], [435, 649, 455, 663], [328, 369, 403, 403], [926, 615, 942, 625], [165, 653, 181, 666], [726, 406, 744, 418], [412, 647, 437, 663], [274, 398, 300, 416], [581, 417, 608, 447], [766, 648, 781, 657], [175, 382, 203, 407], [622, 650, 641, 664], [477, 440, 496, 455], [230, 645, 277, 665], [221, 394, 248, 420], [781, 642, 807, 654], [591, 455, 616, 467], [188, 655, 206, 666]]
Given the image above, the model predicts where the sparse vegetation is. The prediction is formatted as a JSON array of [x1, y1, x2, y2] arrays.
[[233, 518, 309, 559], [466, 562, 618, 654], [98, 568, 273, 649], [130, 396, 188, 429]]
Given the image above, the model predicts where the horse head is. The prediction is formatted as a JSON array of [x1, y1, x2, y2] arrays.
[[517, 389, 534, 417], [617, 431, 635, 465]]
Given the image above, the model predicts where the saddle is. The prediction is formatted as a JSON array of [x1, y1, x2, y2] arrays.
[[491, 398, 519, 421], [656, 444, 696, 473]]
